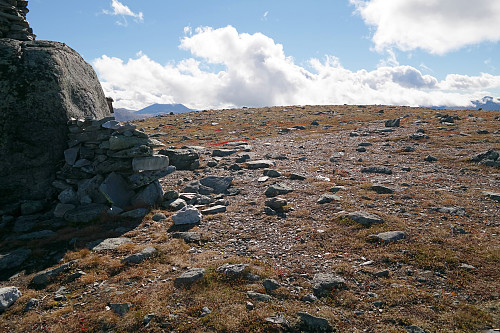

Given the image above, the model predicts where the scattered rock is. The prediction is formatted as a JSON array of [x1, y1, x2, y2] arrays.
[[406, 325, 427, 333], [30, 260, 78, 288], [158, 148, 200, 170], [246, 160, 275, 169], [172, 232, 201, 243], [410, 133, 429, 140], [368, 184, 395, 194], [347, 211, 384, 226], [430, 206, 466, 216], [216, 263, 249, 278], [265, 314, 289, 326], [109, 302, 133, 316], [120, 208, 149, 219], [64, 203, 108, 224], [201, 205, 227, 215], [174, 268, 205, 288], [265, 197, 287, 212], [312, 273, 347, 297], [122, 246, 157, 264], [212, 149, 238, 157], [264, 183, 293, 197], [90, 238, 132, 251], [0, 287, 22, 312], [24, 298, 39, 313], [289, 173, 306, 180], [385, 118, 400, 127], [247, 291, 272, 302], [301, 293, 318, 303], [361, 166, 393, 175], [263, 279, 280, 292], [199, 176, 233, 194], [483, 191, 500, 202], [263, 169, 282, 178], [297, 312, 333, 332], [171, 205, 202, 225], [152, 212, 167, 221], [424, 155, 438, 162], [317, 194, 340, 204], [367, 231, 406, 243]]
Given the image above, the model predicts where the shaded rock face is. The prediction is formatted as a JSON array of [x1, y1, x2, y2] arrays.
[[0, 39, 111, 205]]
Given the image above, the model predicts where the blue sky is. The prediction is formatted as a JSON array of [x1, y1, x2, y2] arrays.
[[27, 0, 500, 110]]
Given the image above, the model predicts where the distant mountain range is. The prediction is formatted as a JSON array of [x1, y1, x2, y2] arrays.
[[114, 103, 194, 121], [431, 96, 500, 111]]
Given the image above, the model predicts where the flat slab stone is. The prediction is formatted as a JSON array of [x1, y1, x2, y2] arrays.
[[212, 149, 238, 157], [30, 260, 78, 288], [246, 160, 275, 169], [264, 183, 293, 197], [247, 291, 272, 302], [367, 231, 407, 243], [199, 176, 233, 194], [347, 211, 384, 226], [90, 237, 132, 251], [482, 191, 500, 202], [172, 232, 201, 243], [369, 184, 395, 194], [174, 268, 205, 288], [108, 136, 152, 150], [297, 312, 333, 332], [122, 246, 157, 264], [201, 205, 227, 215], [216, 263, 248, 278], [99, 172, 134, 208], [132, 155, 169, 171], [312, 273, 347, 297]]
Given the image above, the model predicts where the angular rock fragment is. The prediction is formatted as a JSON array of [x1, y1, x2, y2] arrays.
[[122, 246, 157, 264], [0, 287, 22, 312], [174, 268, 205, 288], [312, 273, 347, 297], [347, 211, 384, 226], [216, 263, 249, 278], [297, 312, 333, 332], [172, 205, 202, 225], [367, 231, 406, 243], [264, 183, 293, 197]]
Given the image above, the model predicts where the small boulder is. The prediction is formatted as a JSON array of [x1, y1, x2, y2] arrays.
[[0, 287, 22, 312], [367, 231, 407, 243], [174, 268, 205, 288], [297, 312, 333, 332], [216, 263, 249, 278], [347, 211, 384, 226], [90, 238, 132, 251], [122, 246, 157, 264], [109, 302, 133, 316], [312, 273, 346, 297], [264, 183, 293, 197], [246, 160, 275, 169], [247, 291, 272, 302], [201, 205, 227, 215], [317, 194, 340, 204], [172, 205, 202, 225]]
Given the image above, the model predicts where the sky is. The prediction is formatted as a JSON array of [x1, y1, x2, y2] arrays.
[[27, 0, 500, 111]]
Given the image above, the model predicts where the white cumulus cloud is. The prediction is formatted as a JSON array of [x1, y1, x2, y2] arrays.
[[103, 0, 144, 26], [93, 25, 500, 110], [350, 0, 500, 54]]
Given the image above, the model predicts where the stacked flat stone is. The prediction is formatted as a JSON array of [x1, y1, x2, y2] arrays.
[[54, 117, 175, 223], [0, 0, 36, 41]]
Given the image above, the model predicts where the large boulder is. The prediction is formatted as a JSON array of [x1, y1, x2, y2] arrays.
[[0, 39, 111, 205]]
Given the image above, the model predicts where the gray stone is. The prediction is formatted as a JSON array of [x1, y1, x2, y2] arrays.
[[77, 175, 107, 204], [289, 173, 306, 180], [317, 194, 340, 204], [107, 145, 153, 159], [212, 149, 238, 157], [0, 248, 31, 271], [246, 159, 275, 169], [361, 166, 393, 174], [172, 205, 202, 225], [430, 206, 466, 216], [152, 212, 167, 221], [312, 273, 347, 297], [373, 270, 390, 278], [16, 230, 56, 240], [174, 268, 205, 288], [483, 191, 500, 202], [369, 184, 395, 194], [424, 155, 438, 162], [265, 197, 287, 212], [99, 172, 134, 208], [330, 186, 346, 193], [201, 205, 227, 215], [265, 314, 289, 326], [297, 312, 333, 332], [199, 176, 233, 194], [94, 159, 131, 174], [158, 149, 200, 170], [163, 190, 179, 201], [0, 39, 111, 205], [20, 201, 45, 215], [90, 237, 132, 251], [24, 298, 39, 312], [347, 211, 384, 226], [385, 118, 400, 127], [132, 180, 163, 208], [263, 279, 280, 292], [132, 155, 169, 171], [263, 169, 282, 178], [471, 149, 499, 163], [216, 263, 248, 278], [122, 246, 156, 264], [12, 215, 39, 233], [301, 293, 318, 303], [110, 302, 133, 316], [120, 208, 149, 219], [30, 260, 78, 288], [0, 287, 21, 312], [108, 136, 153, 151], [406, 325, 427, 333], [163, 198, 187, 211], [264, 183, 293, 197], [128, 166, 176, 189], [367, 231, 406, 243], [64, 204, 107, 224], [247, 291, 272, 302], [172, 232, 201, 243], [58, 188, 77, 204], [410, 133, 429, 140], [64, 147, 80, 166]]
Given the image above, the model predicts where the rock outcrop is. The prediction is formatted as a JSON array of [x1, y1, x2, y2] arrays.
[[0, 39, 112, 206], [0, 0, 35, 40]]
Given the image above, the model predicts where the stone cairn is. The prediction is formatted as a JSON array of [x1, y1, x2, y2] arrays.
[[54, 117, 175, 224], [0, 0, 36, 40]]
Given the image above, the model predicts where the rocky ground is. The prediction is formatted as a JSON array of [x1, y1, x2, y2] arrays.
[[1, 105, 499, 332]]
